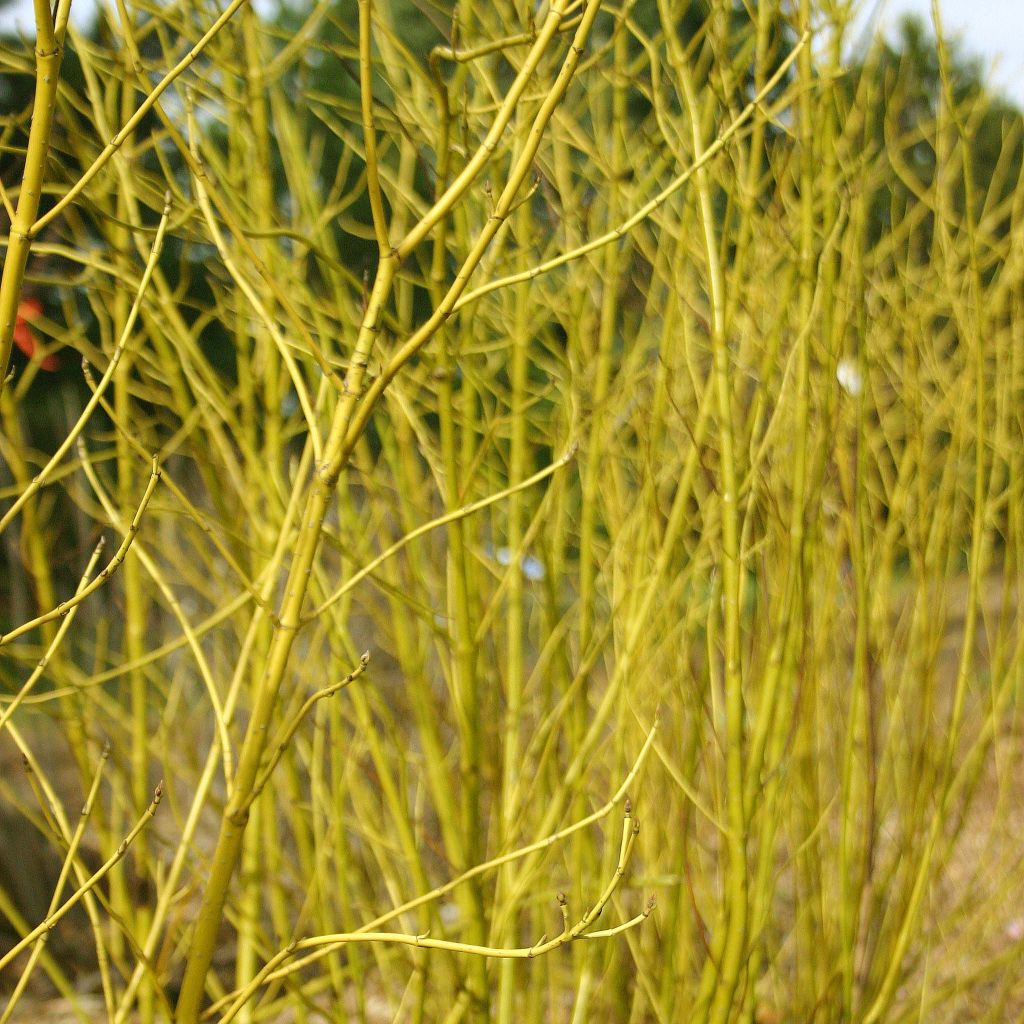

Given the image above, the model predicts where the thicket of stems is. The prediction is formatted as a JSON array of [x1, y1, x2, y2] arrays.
[[1, 1, 1023, 1021]]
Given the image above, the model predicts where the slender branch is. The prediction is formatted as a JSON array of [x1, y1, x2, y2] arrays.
[[213, 807, 650, 1023], [0, 0, 66, 382], [393, 0, 578, 260], [241, 653, 370, 812], [305, 444, 576, 621], [0, 538, 105, 734], [340, 0, 606, 456], [186, 121, 324, 462], [30, 0, 255, 237], [0, 781, 163, 972], [0, 460, 161, 647], [78, 441, 235, 789], [429, 16, 583, 66], [0, 743, 110, 1022], [202, 718, 658, 1019], [450, 32, 809, 316], [358, 0, 390, 253], [0, 195, 171, 535]]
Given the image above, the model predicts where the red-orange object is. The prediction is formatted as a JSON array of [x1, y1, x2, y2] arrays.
[[12, 298, 58, 371]]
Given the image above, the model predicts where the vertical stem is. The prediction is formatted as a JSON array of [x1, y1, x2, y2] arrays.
[[571, 26, 628, 1018], [235, 11, 276, 1019], [174, 259, 396, 1024], [664, 19, 748, 1022], [495, 147, 533, 1024], [0, 0, 65, 383], [359, 0, 390, 255]]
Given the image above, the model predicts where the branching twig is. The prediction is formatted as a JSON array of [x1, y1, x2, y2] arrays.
[[212, 805, 651, 1023], [202, 719, 658, 1019], [30, 0, 255, 237], [0, 538, 105, 733], [450, 32, 809, 315], [240, 652, 371, 810], [305, 444, 576, 621], [0, 781, 163, 973], [0, 461, 161, 647], [0, 195, 171, 535], [0, 743, 110, 1022]]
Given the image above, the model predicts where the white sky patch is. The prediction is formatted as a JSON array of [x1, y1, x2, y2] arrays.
[[850, 0, 1024, 109], [2, 0, 279, 32], [492, 545, 546, 582], [836, 358, 864, 397]]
